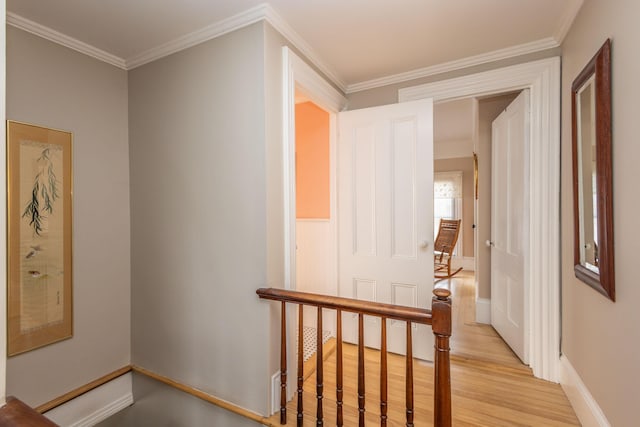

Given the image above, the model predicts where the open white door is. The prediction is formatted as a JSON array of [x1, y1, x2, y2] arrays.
[[338, 99, 434, 360], [490, 90, 529, 364]]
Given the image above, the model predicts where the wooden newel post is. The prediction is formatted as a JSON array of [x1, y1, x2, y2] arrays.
[[431, 288, 452, 427]]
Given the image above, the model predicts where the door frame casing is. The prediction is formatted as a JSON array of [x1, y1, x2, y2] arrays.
[[282, 46, 346, 293], [280, 46, 346, 413], [399, 57, 561, 382]]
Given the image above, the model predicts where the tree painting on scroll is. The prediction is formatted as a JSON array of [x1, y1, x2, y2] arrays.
[[7, 120, 72, 356], [19, 141, 65, 332]]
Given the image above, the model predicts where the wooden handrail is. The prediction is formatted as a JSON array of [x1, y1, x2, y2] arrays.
[[257, 286, 453, 427], [0, 397, 58, 426], [256, 288, 434, 325]]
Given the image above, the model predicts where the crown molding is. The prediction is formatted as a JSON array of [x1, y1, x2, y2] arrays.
[[7, 4, 571, 97], [346, 37, 560, 94], [553, 0, 584, 44], [264, 5, 347, 93], [124, 3, 269, 69], [124, 3, 346, 91], [7, 3, 346, 92], [6, 12, 127, 69]]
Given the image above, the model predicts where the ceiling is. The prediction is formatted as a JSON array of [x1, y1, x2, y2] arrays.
[[6, 0, 583, 92]]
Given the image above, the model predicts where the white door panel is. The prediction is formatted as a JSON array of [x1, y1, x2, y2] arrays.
[[491, 90, 529, 363], [338, 99, 434, 360]]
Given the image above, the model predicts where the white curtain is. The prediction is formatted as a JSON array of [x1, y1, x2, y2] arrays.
[[434, 171, 463, 199]]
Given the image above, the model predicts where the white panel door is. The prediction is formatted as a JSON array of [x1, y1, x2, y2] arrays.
[[338, 99, 434, 360], [490, 90, 530, 363]]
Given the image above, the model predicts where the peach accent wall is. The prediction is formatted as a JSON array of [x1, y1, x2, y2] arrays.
[[296, 102, 330, 219]]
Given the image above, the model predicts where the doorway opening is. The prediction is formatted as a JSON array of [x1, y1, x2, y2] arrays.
[[293, 93, 337, 353], [279, 47, 347, 411], [281, 52, 561, 415], [398, 57, 561, 382], [433, 92, 531, 370]]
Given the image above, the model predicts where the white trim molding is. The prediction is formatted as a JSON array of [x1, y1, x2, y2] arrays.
[[270, 371, 281, 416], [6, 12, 127, 69], [347, 38, 558, 94], [282, 46, 346, 292], [284, 48, 348, 114], [264, 6, 346, 92], [400, 57, 561, 383], [560, 355, 611, 427], [5, 5, 348, 92], [6, 2, 583, 95], [44, 373, 133, 427], [125, 4, 268, 69], [475, 298, 491, 324], [281, 46, 345, 411]]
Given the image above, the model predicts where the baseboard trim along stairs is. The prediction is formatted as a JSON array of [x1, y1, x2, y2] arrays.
[[43, 373, 133, 427]]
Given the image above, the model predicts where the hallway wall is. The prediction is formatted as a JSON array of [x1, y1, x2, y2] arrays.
[[128, 22, 271, 414], [5, 26, 131, 407], [561, 0, 640, 425]]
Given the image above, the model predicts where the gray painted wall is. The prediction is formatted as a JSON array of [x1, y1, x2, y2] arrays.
[[561, 0, 640, 425], [263, 22, 288, 391], [128, 22, 272, 415], [5, 26, 131, 407]]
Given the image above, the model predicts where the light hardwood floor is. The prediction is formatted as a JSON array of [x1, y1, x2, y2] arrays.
[[267, 272, 579, 426]]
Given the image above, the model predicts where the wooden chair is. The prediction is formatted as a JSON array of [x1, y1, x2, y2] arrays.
[[434, 219, 463, 280]]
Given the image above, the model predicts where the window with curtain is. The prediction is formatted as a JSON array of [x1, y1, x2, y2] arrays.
[[434, 171, 463, 256]]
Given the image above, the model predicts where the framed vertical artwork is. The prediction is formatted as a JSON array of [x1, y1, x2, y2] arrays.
[[7, 121, 73, 356], [473, 152, 479, 200]]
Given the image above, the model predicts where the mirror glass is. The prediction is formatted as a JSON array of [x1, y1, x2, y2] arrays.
[[576, 76, 598, 274], [571, 39, 614, 301]]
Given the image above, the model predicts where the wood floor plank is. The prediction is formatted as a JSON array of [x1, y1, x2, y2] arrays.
[[268, 272, 579, 426]]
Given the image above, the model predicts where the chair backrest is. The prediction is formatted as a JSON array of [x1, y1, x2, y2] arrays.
[[434, 219, 461, 255]]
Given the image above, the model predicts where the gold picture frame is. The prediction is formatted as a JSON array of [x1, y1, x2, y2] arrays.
[[473, 152, 478, 200], [7, 121, 73, 356]]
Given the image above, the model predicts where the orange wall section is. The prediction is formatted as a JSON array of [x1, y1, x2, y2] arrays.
[[296, 102, 330, 219]]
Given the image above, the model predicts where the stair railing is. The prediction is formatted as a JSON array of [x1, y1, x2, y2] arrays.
[[256, 287, 452, 427]]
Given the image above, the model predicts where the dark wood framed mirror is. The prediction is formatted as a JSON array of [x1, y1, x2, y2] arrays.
[[571, 39, 614, 301]]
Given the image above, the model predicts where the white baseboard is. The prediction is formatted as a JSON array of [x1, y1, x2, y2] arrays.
[[475, 298, 491, 324], [44, 373, 133, 427], [559, 355, 610, 427], [452, 256, 475, 271], [270, 371, 280, 416]]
